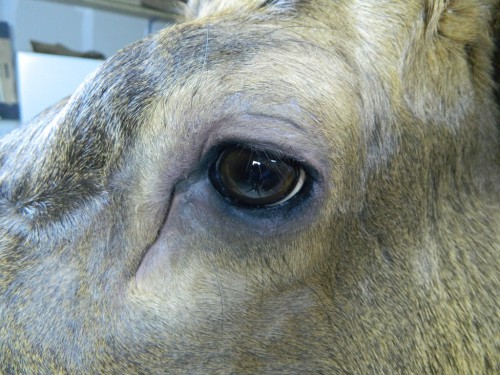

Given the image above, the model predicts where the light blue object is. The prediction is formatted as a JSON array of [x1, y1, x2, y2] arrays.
[[16, 51, 102, 123]]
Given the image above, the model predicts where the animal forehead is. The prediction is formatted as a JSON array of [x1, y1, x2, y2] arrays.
[[150, 13, 349, 101], [149, 19, 355, 129]]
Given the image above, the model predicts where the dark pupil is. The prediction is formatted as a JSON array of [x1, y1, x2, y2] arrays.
[[214, 147, 299, 206]]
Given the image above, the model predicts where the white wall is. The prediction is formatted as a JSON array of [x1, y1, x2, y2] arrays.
[[0, 0, 168, 58]]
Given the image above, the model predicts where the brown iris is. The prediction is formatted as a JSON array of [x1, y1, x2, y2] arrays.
[[210, 147, 306, 207]]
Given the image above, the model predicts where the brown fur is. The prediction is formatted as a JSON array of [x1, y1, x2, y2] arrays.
[[0, 0, 499, 373]]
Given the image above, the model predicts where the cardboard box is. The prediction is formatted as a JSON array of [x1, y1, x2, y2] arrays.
[[141, 0, 176, 12], [108, 0, 142, 6]]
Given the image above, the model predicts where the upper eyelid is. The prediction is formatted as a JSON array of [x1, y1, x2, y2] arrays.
[[196, 115, 327, 181], [212, 141, 306, 164], [198, 112, 320, 162]]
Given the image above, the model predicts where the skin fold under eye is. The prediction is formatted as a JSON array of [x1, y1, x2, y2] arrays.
[[209, 146, 307, 207]]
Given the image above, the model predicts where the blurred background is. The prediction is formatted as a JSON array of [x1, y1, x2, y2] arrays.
[[0, 0, 180, 136]]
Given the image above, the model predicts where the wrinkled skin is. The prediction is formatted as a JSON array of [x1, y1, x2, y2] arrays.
[[1, 0, 499, 373]]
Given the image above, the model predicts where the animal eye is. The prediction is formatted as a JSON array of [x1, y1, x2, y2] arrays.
[[209, 146, 306, 207]]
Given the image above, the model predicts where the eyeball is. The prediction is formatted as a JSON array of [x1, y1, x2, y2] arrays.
[[209, 146, 306, 207]]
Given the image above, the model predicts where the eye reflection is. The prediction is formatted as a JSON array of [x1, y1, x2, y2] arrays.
[[209, 146, 306, 207]]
